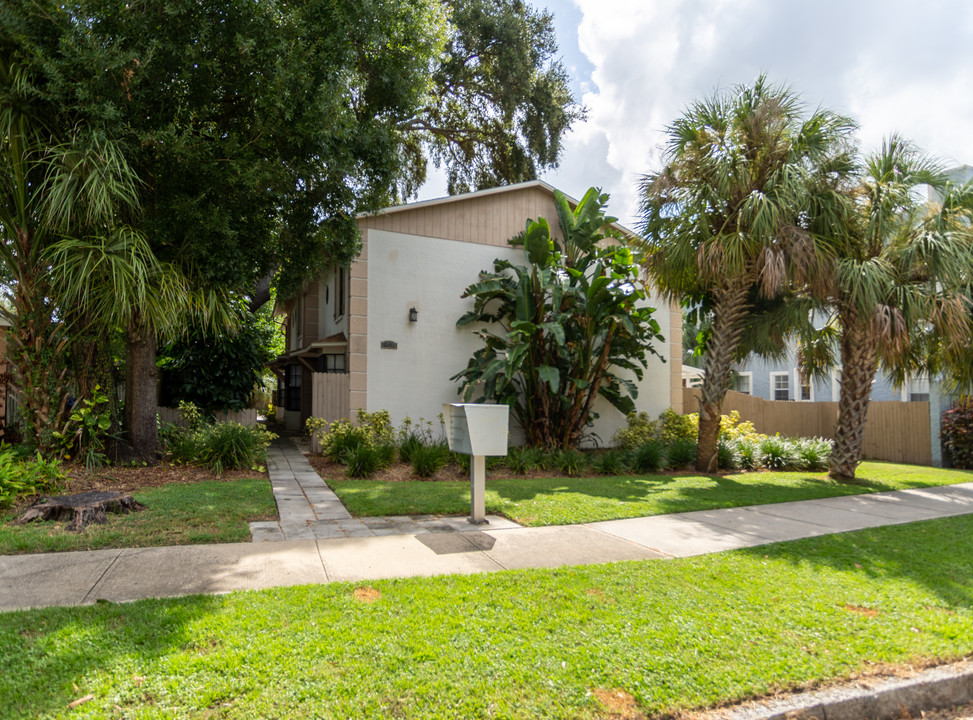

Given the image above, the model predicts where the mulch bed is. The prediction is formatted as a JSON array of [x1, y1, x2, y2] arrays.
[[62, 464, 265, 494], [303, 452, 665, 483]]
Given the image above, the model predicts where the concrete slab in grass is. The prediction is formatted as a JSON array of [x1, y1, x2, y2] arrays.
[[481, 525, 665, 570], [87, 541, 327, 603], [318, 535, 502, 582], [590, 515, 770, 557], [0, 548, 122, 611]]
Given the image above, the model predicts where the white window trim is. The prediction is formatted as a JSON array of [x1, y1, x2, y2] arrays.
[[794, 368, 814, 402], [735, 371, 753, 395], [831, 367, 842, 402], [770, 371, 790, 402]]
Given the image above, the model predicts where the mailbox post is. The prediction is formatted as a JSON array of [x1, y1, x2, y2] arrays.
[[444, 403, 509, 524]]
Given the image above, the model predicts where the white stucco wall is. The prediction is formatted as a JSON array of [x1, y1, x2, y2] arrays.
[[365, 229, 674, 446]]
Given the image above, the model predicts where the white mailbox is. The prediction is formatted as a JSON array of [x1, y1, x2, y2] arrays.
[[445, 403, 510, 456], [444, 403, 510, 524]]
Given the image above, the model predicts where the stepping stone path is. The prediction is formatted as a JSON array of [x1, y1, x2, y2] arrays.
[[250, 438, 519, 542]]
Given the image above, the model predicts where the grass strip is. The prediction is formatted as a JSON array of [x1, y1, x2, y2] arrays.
[[0, 479, 276, 555], [1, 515, 972, 718], [329, 461, 973, 525]]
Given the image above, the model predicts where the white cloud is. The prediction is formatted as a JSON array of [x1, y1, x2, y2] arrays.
[[537, 0, 973, 224]]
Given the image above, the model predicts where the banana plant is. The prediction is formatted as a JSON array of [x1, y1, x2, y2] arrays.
[[452, 188, 664, 450]]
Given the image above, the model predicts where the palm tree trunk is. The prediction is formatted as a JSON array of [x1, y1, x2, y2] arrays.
[[696, 281, 750, 472], [828, 312, 879, 481], [125, 313, 160, 461]]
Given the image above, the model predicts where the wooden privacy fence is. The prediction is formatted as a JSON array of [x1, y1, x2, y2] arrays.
[[311, 373, 350, 426], [157, 406, 259, 427], [682, 388, 932, 466], [309, 373, 350, 451]]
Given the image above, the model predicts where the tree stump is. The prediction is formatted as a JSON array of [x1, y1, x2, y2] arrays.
[[14, 491, 146, 532]]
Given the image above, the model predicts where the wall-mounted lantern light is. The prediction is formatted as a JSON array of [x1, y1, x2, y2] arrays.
[[408, 307, 419, 323]]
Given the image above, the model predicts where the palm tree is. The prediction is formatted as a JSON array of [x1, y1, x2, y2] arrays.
[[47, 232, 235, 459], [637, 76, 856, 472], [803, 138, 973, 481], [0, 58, 142, 450]]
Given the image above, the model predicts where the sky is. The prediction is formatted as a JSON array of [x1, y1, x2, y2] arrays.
[[421, 0, 973, 228]]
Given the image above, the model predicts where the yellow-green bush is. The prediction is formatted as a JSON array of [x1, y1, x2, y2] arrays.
[[656, 408, 696, 444], [311, 409, 395, 461], [612, 411, 656, 449]]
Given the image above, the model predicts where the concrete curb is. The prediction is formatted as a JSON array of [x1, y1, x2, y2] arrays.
[[717, 660, 973, 719]]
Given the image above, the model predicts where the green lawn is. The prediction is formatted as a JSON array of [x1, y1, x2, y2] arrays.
[[0, 479, 276, 555], [2, 515, 972, 718], [329, 461, 973, 525]]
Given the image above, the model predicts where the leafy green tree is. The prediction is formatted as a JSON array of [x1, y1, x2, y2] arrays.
[[400, 0, 584, 195], [638, 76, 857, 472], [798, 138, 973, 481], [158, 304, 279, 414], [452, 188, 664, 450], [5, 0, 582, 456]]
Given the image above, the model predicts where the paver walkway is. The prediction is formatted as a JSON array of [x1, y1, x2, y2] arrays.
[[250, 438, 520, 541], [2, 437, 973, 612]]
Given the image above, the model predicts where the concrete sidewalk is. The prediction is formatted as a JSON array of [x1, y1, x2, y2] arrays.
[[3, 479, 973, 613]]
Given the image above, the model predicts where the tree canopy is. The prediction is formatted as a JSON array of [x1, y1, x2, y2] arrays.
[[1, 0, 582, 457]]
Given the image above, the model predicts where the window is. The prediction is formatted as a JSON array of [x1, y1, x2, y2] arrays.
[[285, 364, 302, 412], [316, 353, 346, 373], [904, 375, 930, 402], [334, 267, 346, 319], [797, 369, 813, 402], [771, 372, 790, 401], [733, 372, 752, 395]]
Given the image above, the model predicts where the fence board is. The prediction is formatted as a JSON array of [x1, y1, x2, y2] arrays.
[[311, 373, 350, 426], [309, 373, 350, 451], [157, 406, 259, 427], [682, 388, 932, 466]]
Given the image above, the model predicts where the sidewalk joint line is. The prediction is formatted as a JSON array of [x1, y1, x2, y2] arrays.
[[80, 550, 124, 605]]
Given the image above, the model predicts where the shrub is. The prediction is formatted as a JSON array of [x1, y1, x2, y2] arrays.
[[164, 428, 204, 465], [942, 400, 973, 469], [411, 443, 450, 477], [666, 437, 697, 469], [794, 437, 832, 471], [736, 439, 760, 470], [163, 419, 275, 474], [594, 449, 631, 475], [505, 446, 544, 474], [345, 445, 384, 478], [759, 436, 799, 470], [399, 433, 425, 464], [631, 440, 665, 473], [717, 439, 740, 471], [452, 452, 471, 475], [657, 408, 697, 445], [319, 420, 370, 462], [315, 409, 395, 462], [553, 449, 588, 476], [0, 448, 66, 509], [375, 443, 397, 468], [197, 422, 276, 475], [613, 412, 656, 450], [718, 411, 765, 443]]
